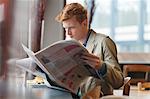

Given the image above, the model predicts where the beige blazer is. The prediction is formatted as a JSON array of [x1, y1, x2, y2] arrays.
[[81, 29, 124, 96]]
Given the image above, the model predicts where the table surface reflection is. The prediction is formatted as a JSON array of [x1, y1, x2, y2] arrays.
[[30, 86, 73, 99], [0, 80, 73, 99]]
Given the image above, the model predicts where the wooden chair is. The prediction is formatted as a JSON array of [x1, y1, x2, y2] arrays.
[[123, 65, 150, 85]]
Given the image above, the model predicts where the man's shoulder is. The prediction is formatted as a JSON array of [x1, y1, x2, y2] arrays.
[[96, 33, 108, 39], [91, 29, 108, 38], [91, 29, 109, 41]]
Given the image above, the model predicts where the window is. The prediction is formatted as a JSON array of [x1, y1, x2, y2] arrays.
[[66, 0, 150, 53]]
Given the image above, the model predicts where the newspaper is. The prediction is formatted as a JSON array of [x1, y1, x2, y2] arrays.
[[15, 58, 47, 80], [14, 58, 69, 92], [21, 39, 96, 94]]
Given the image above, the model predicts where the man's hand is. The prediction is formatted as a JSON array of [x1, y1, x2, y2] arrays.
[[80, 52, 101, 69]]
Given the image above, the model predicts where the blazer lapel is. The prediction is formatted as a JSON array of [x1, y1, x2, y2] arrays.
[[86, 30, 97, 53]]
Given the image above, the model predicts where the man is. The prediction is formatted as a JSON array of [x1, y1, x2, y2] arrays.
[[55, 3, 124, 98]]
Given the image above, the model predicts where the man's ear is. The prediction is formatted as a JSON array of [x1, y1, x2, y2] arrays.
[[82, 19, 88, 26]]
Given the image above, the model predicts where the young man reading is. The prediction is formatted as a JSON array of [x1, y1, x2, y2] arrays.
[[55, 3, 124, 98]]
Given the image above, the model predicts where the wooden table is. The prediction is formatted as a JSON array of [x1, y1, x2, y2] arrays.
[[118, 53, 150, 82], [0, 80, 73, 99], [29, 86, 73, 99], [118, 53, 150, 65]]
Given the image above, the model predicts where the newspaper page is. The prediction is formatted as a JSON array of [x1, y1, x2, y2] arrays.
[[14, 58, 69, 92], [22, 44, 56, 82], [15, 58, 47, 80], [22, 40, 93, 94]]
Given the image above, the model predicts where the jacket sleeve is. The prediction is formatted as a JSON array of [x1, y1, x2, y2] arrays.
[[99, 37, 124, 89]]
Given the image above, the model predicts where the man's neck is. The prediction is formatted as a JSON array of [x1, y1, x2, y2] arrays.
[[79, 34, 88, 44], [79, 29, 91, 46]]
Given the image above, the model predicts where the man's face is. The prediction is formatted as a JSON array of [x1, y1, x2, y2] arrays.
[[62, 16, 88, 41]]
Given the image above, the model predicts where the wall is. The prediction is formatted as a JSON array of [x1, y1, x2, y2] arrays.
[[42, 0, 64, 48]]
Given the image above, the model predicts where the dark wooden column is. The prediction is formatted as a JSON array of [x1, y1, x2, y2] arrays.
[[28, 0, 46, 52], [0, 0, 12, 79], [26, 0, 46, 80]]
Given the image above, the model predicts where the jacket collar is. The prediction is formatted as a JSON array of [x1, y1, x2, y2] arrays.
[[86, 29, 97, 53]]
